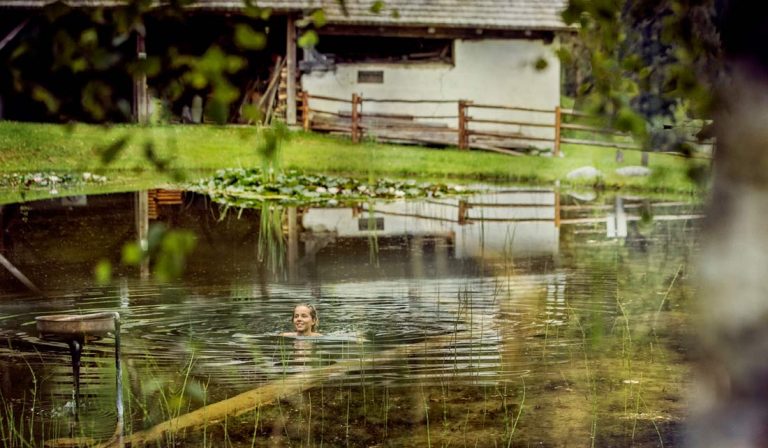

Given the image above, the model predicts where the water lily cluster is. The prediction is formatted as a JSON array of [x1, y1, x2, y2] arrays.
[[0, 172, 108, 194], [190, 168, 472, 206]]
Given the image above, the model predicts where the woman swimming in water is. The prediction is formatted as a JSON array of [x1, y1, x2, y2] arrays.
[[282, 303, 322, 337]]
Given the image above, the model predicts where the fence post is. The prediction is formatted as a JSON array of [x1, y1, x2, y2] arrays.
[[351, 93, 361, 143], [458, 199, 469, 225], [301, 91, 310, 131], [554, 105, 561, 157], [458, 100, 469, 150]]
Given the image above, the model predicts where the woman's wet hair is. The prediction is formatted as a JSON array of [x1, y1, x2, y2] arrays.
[[293, 303, 319, 331]]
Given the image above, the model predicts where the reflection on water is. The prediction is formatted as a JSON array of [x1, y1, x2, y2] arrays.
[[0, 188, 702, 446]]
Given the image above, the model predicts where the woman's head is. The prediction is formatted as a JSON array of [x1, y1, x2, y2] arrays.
[[292, 303, 319, 335]]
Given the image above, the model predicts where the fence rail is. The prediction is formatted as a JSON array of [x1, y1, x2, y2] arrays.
[[299, 91, 715, 158]]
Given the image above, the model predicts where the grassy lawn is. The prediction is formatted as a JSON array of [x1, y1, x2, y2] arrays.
[[0, 121, 707, 202]]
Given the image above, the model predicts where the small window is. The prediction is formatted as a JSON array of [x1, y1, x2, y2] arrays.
[[358, 217, 384, 231], [358, 70, 384, 84]]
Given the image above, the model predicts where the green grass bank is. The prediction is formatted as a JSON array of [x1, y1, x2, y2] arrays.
[[0, 121, 707, 199]]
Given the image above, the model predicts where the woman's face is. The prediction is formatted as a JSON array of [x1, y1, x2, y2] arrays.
[[293, 306, 316, 335]]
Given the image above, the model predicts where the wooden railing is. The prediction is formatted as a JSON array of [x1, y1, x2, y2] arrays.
[[300, 91, 715, 158]]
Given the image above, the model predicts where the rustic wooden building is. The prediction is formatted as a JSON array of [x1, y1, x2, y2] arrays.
[[301, 0, 570, 150], [0, 0, 568, 134]]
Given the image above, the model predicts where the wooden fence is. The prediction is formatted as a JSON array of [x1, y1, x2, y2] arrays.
[[299, 91, 715, 158]]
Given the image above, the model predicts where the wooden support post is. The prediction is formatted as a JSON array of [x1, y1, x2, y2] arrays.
[[301, 91, 310, 131], [286, 15, 297, 125], [458, 200, 468, 225], [458, 100, 469, 150], [554, 105, 561, 157], [351, 93, 361, 143], [133, 32, 149, 124], [135, 191, 149, 279], [554, 189, 561, 228]]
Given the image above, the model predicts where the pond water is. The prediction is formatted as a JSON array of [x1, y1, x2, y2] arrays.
[[0, 187, 702, 447]]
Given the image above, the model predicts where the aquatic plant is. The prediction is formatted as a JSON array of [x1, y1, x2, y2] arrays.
[[0, 171, 108, 193], [189, 168, 476, 208]]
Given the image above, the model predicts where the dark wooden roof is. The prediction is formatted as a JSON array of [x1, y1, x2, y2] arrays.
[[0, 0, 569, 31], [309, 0, 569, 31]]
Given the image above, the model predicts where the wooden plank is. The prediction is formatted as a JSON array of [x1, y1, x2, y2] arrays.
[[554, 105, 561, 157], [363, 98, 458, 104], [560, 109, 592, 117], [458, 100, 469, 150], [362, 123, 455, 132], [560, 123, 630, 136], [301, 91, 310, 131], [560, 137, 640, 150], [310, 124, 355, 133], [310, 109, 348, 118], [0, 18, 29, 52], [469, 118, 555, 128], [466, 141, 525, 156], [308, 94, 353, 104], [286, 14, 297, 125], [469, 130, 554, 143], [468, 104, 554, 114], [560, 214, 705, 225]]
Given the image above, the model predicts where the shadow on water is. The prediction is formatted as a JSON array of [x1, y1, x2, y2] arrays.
[[0, 187, 702, 446]]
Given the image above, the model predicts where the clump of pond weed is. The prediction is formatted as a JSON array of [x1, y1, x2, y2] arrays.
[[189, 168, 476, 207], [0, 171, 108, 193]]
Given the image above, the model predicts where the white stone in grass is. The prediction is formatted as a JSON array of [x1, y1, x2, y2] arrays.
[[566, 166, 603, 180], [616, 166, 652, 177]]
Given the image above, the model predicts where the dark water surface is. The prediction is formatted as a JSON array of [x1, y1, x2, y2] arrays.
[[0, 188, 702, 446]]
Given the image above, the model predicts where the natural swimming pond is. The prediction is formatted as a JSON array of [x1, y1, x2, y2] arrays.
[[0, 187, 701, 447]]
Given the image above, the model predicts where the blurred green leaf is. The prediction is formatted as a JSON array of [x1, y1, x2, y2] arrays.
[[370, 1, 385, 13], [122, 242, 143, 265], [235, 24, 267, 50], [31, 86, 60, 112], [147, 222, 167, 252], [82, 81, 112, 121], [154, 230, 197, 282], [94, 259, 112, 284], [298, 30, 319, 48], [310, 9, 327, 27], [144, 141, 172, 171], [241, 103, 262, 123], [99, 135, 130, 165], [80, 28, 98, 47], [534, 58, 548, 71], [615, 106, 646, 135]]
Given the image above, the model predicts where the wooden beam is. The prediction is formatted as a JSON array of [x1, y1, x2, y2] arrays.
[[286, 14, 297, 125], [0, 18, 29, 52], [318, 25, 556, 42], [133, 32, 148, 124]]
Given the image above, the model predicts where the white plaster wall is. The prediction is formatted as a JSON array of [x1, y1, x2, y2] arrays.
[[302, 38, 561, 147]]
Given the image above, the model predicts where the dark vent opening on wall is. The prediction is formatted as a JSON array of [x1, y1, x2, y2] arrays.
[[358, 70, 384, 84]]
